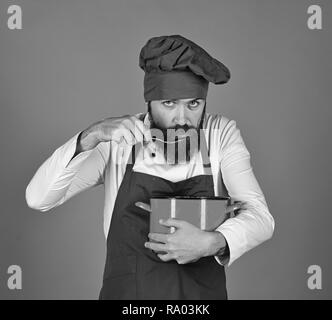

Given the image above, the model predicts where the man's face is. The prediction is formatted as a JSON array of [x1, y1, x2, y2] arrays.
[[148, 98, 206, 164], [149, 98, 206, 130]]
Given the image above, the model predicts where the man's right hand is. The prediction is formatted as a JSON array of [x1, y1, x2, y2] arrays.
[[76, 115, 152, 154]]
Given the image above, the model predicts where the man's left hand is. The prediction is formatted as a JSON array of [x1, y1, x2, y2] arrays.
[[136, 202, 226, 265]]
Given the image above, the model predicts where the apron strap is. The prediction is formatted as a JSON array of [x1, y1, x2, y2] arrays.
[[199, 130, 211, 170]]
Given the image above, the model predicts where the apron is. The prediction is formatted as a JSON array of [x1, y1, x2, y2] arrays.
[[98, 133, 229, 300]]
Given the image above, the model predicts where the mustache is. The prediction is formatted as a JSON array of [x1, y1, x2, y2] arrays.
[[156, 124, 198, 135], [150, 123, 197, 131], [165, 124, 196, 131]]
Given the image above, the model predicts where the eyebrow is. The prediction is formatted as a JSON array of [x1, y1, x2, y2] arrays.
[[163, 98, 201, 102]]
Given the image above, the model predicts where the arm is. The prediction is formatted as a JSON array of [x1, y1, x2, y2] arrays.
[[215, 119, 275, 266], [25, 113, 150, 212], [25, 128, 109, 212]]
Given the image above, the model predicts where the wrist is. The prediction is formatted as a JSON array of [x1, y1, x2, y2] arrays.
[[78, 126, 100, 152], [204, 231, 226, 257]]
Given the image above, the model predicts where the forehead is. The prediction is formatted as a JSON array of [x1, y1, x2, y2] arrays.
[[154, 98, 204, 102]]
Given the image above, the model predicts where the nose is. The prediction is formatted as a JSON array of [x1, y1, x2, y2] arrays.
[[174, 105, 189, 126]]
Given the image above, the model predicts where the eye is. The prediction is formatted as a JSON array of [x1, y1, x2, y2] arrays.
[[162, 100, 175, 107], [188, 100, 200, 108]]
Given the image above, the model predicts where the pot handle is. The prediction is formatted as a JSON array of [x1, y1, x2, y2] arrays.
[[205, 201, 245, 231]]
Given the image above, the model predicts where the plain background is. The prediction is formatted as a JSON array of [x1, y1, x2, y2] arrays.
[[0, 0, 331, 299]]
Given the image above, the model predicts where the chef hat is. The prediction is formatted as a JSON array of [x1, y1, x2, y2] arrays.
[[139, 35, 230, 102]]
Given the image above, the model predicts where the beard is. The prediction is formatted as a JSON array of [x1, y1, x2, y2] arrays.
[[148, 109, 205, 165]]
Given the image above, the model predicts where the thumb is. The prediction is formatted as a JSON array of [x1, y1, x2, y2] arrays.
[[143, 124, 153, 143], [135, 201, 151, 212]]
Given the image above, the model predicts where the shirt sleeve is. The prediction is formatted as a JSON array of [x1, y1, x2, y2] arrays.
[[214, 119, 275, 267], [25, 131, 110, 212]]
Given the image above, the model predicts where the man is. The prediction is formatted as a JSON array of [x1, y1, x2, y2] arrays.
[[25, 35, 274, 300]]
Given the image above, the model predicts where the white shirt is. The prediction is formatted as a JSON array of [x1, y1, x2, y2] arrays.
[[25, 112, 274, 267]]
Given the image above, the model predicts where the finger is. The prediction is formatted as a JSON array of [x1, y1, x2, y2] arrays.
[[157, 253, 174, 262], [135, 202, 151, 212], [131, 120, 155, 155], [159, 218, 186, 229], [129, 121, 144, 144], [112, 130, 133, 146], [119, 137, 130, 147], [225, 202, 243, 213], [144, 127, 153, 143], [148, 232, 168, 243], [122, 129, 135, 145], [123, 118, 150, 145], [144, 241, 167, 252], [110, 131, 124, 144]]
